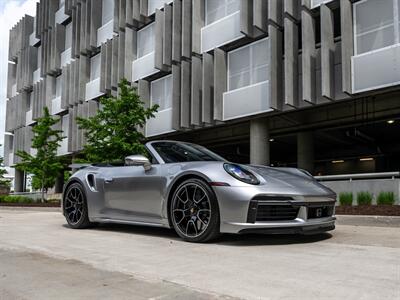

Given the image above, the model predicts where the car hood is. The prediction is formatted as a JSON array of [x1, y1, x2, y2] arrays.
[[247, 165, 335, 197]]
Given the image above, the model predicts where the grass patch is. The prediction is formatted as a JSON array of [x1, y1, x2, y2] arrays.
[[0, 195, 35, 204], [357, 191, 372, 205], [377, 192, 395, 205], [339, 192, 353, 206]]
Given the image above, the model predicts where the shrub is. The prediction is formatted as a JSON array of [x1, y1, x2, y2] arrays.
[[0, 195, 34, 204], [357, 191, 372, 205], [377, 192, 395, 205], [339, 192, 353, 206]]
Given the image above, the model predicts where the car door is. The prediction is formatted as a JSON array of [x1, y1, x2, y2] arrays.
[[101, 164, 166, 223]]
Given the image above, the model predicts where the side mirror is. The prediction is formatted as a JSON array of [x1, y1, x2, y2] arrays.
[[125, 155, 152, 171]]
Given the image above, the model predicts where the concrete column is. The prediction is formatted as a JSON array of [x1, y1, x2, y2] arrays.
[[14, 169, 25, 193], [250, 119, 270, 165], [297, 131, 314, 173]]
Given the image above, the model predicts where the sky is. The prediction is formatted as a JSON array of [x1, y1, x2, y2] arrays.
[[0, 0, 38, 155]]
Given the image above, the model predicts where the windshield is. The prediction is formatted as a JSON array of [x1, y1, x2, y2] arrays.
[[151, 142, 226, 163]]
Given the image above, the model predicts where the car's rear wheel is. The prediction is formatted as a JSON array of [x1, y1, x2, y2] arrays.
[[170, 179, 220, 242], [63, 183, 92, 229]]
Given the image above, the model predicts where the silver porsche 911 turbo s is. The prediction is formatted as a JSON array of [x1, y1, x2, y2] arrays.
[[62, 140, 336, 242]]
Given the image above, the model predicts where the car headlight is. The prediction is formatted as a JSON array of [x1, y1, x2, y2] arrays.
[[223, 163, 260, 185]]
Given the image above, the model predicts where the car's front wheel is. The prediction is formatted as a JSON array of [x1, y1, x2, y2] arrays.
[[170, 179, 220, 242], [63, 182, 92, 229]]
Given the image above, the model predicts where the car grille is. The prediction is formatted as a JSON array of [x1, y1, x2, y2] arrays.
[[247, 201, 300, 223], [307, 205, 334, 219]]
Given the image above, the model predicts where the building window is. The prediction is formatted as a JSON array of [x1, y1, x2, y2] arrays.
[[102, 0, 114, 25], [228, 38, 269, 91], [205, 0, 240, 25], [151, 75, 172, 111], [354, 0, 400, 55], [137, 23, 155, 58], [90, 54, 101, 81]]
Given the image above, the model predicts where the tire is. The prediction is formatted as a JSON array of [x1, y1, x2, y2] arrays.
[[170, 178, 220, 243], [63, 182, 92, 229]]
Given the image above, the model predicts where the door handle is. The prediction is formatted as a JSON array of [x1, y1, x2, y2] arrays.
[[104, 177, 114, 183]]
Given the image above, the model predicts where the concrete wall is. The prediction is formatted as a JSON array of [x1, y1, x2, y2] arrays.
[[321, 178, 400, 205]]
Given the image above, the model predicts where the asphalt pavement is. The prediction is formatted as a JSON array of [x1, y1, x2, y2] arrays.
[[0, 208, 399, 300]]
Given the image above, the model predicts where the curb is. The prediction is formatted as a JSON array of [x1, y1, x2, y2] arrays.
[[336, 214, 400, 228]]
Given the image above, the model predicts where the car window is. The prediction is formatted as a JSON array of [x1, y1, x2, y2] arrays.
[[152, 142, 225, 163]]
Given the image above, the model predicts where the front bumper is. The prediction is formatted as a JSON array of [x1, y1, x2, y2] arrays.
[[213, 186, 336, 234]]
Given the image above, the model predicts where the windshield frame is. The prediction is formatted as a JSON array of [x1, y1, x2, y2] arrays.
[[146, 141, 227, 164]]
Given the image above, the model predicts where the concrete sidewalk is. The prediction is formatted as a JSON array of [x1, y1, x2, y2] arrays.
[[0, 208, 399, 299]]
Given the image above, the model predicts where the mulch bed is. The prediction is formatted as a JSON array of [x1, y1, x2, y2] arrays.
[[0, 202, 61, 208], [336, 205, 400, 216]]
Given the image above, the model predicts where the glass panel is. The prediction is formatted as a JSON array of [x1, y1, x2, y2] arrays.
[[229, 72, 250, 90], [151, 78, 164, 108], [102, 0, 114, 25], [251, 39, 269, 84], [137, 23, 155, 58], [228, 38, 269, 90], [355, 0, 394, 35], [151, 75, 172, 110], [229, 46, 250, 90], [206, 0, 240, 25], [65, 22, 72, 50], [90, 54, 101, 81], [226, 0, 240, 15], [56, 76, 62, 97], [356, 27, 395, 54], [355, 0, 395, 54]]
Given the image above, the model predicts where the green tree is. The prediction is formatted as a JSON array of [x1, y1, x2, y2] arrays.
[[15, 107, 65, 202], [0, 146, 10, 189], [77, 79, 158, 163]]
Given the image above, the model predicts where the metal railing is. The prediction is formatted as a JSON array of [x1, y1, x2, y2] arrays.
[[315, 172, 400, 181]]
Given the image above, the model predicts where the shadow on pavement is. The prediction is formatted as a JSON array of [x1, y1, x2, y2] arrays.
[[63, 223, 333, 246]]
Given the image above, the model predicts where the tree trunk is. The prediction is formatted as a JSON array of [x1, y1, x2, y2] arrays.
[[41, 177, 45, 203]]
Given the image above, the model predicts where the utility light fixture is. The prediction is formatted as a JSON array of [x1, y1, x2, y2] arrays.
[[387, 120, 395, 124], [360, 157, 374, 161], [331, 160, 344, 164]]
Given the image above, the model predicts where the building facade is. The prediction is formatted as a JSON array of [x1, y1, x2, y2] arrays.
[[4, 0, 400, 192]]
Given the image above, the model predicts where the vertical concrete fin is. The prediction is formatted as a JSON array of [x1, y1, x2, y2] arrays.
[[191, 55, 202, 126], [301, 9, 316, 104], [269, 25, 284, 110], [90, 0, 102, 48], [172, 64, 181, 130], [163, 3, 173, 67], [124, 27, 137, 81], [268, 0, 283, 27], [253, 0, 268, 33], [181, 0, 192, 59], [172, 0, 182, 63], [284, 17, 299, 107], [192, 0, 204, 55], [180, 60, 191, 128], [155, 9, 165, 70], [213, 48, 226, 121], [321, 4, 335, 101], [340, 0, 353, 95], [202, 52, 213, 124]]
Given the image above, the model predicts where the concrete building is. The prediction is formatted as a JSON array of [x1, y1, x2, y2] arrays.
[[4, 0, 400, 192]]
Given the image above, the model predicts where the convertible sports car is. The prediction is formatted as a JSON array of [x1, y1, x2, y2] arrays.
[[63, 140, 336, 242]]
